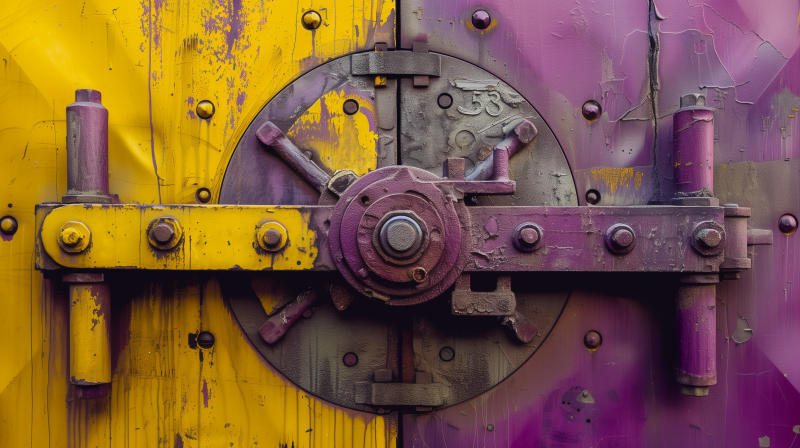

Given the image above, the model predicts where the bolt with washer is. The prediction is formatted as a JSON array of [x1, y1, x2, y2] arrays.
[[695, 228, 722, 248]]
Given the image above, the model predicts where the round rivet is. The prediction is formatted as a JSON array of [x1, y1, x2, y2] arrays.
[[257, 222, 288, 252], [196, 100, 215, 119], [582, 100, 601, 122], [779, 214, 797, 235], [585, 189, 601, 205], [0, 216, 17, 236], [410, 267, 427, 283], [58, 221, 92, 253], [302, 308, 313, 318], [439, 346, 455, 362], [584, 330, 602, 350], [197, 331, 215, 349], [147, 217, 182, 250], [437, 93, 453, 109], [478, 146, 492, 161], [486, 424, 495, 431], [196, 188, 211, 203], [343, 352, 358, 367], [471, 10, 491, 30], [302, 10, 322, 30], [343, 99, 359, 115]]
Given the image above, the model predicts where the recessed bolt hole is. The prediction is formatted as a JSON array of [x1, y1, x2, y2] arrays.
[[411, 267, 427, 283], [343, 99, 360, 115], [196, 188, 211, 203], [197, 331, 215, 349], [0, 216, 18, 236], [585, 189, 601, 205], [437, 93, 453, 109], [584, 330, 602, 350], [343, 352, 358, 367], [301, 10, 322, 30], [472, 10, 491, 30], [779, 214, 797, 235], [439, 346, 455, 362], [196, 100, 215, 119], [586, 419, 591, 423], [361, 195, 370, 205], [582, 100, 601, 122]]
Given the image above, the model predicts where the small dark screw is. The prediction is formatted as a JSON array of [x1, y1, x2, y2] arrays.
[[197, 331, 215, 349], [582, 100, 601, 122], [302, 308, 313, 318], [437, 93, 453, 109], [439, 346, 455, 362], [343, 352, 358, 367], [585, 190, 601, 205], [472, 10, 491, 30], [0, 216, 18, 236], [343, 99, 360, 115], [486, 424, 495, 431], [584, 330, 602, 350], [779, 214, 797, 235]]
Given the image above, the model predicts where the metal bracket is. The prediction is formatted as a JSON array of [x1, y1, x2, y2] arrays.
[[451, 274, 515, 316], [350, 50, 441, 77]]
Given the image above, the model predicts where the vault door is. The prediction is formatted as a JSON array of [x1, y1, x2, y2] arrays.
[[220, 52, 576, 417]]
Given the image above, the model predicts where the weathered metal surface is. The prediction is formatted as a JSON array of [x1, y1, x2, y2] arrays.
[[66, 275, 111, 387], [451, 275, 515, 316], [350, 50, 441, 77], [676, 274, 719, 392], [354, 381, 448, 406]]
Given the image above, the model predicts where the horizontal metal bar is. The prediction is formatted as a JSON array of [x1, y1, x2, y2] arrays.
[[465, 206, 725, 273], [36, 204, 336, 271], [354, 382, 448, 406], [350, 51, 441, 77], [37, 204, 724, 273]]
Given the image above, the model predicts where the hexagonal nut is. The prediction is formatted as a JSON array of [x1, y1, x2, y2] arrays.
[[257, 222, 288, 252], [328, 170, 359, 197], [147, 217, 183, 250], [691, 221, 726, 256], [58, 221, 92, 253]]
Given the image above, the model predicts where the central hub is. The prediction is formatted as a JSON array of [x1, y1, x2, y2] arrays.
[[379, 215, 424, 259]]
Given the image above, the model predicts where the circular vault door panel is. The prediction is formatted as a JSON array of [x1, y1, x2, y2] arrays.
[[221, 53, 576, 412]]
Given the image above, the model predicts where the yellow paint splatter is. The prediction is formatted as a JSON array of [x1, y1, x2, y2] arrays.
[[590, 167, 643, 194], [288, 90, 379, 176]]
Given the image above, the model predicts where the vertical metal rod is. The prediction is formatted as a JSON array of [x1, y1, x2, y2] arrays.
[[672, 94, 715, 200], [62, 89, 111, 204], [64, 273, 111, 398], [676, 274, 718, 396]]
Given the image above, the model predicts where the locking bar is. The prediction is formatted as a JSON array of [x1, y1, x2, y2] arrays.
[[350, 50, 441, 77], [36, 203, 726, 273]]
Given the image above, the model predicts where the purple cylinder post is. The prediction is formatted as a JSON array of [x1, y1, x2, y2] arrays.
[[672, 94, 714, 200], [492, 147, 509, 181], [721, 205, 752, 276], [62, 89, 111, 204], [676, 274, 718, 396]]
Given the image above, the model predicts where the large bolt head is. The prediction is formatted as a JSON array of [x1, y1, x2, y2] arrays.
[[519, 227, 540, 246], [696, 228, 722, 248], [605, 224, 636, 254], [196, 100, 215, 119], [60, 227, 83, 246], [612, 228, 634, 248], [263, 228, 282, 247], [153, 222, 175, 243], [302, 10, 322, 29], [379, 215, 424, 259]]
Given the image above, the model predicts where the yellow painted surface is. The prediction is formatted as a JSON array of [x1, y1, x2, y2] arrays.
[[70, 284, 111, 384], [40, 205, 321, 271], [288, 90, 380, 176], [0, 0, 396, 446]]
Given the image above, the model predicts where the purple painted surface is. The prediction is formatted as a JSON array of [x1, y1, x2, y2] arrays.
[[63, 89, 111, 204], [673, 106, 715, 196], [676, 277, 718, 387], [402, 0, 800, 446]]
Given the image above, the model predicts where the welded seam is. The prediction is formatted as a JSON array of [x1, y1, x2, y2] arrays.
[[647, 0, 661, 204]]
